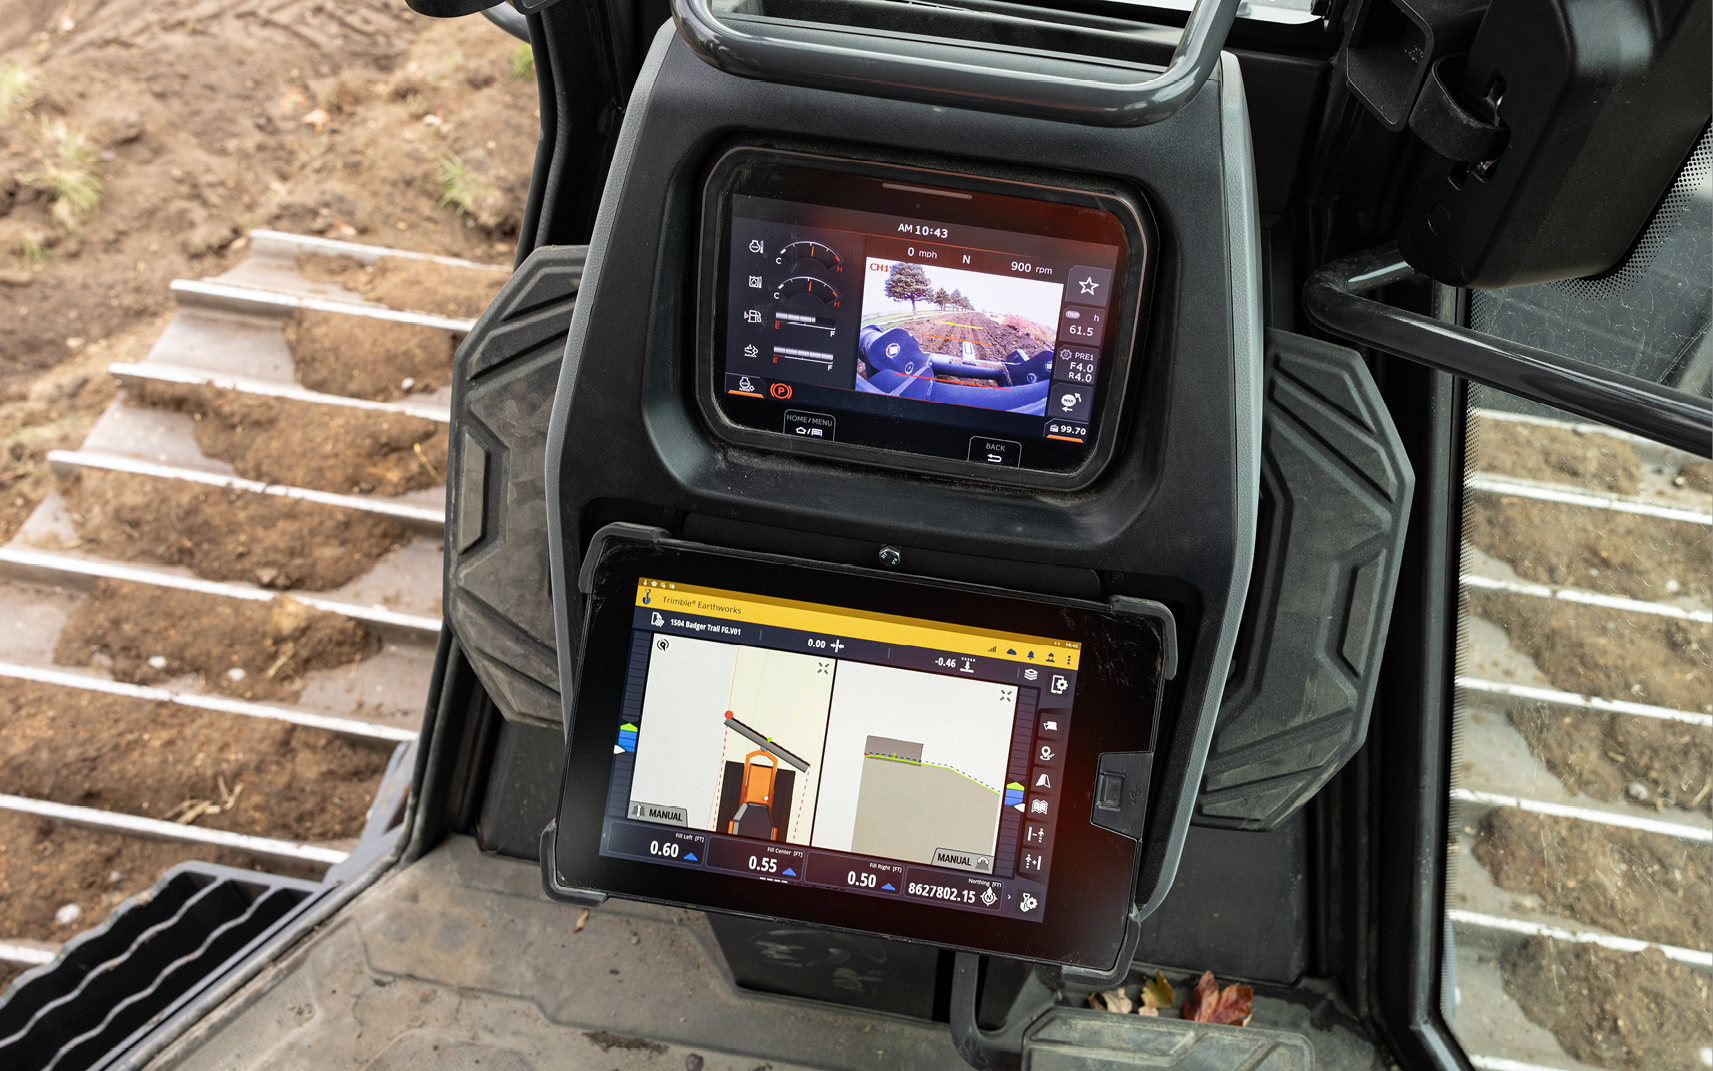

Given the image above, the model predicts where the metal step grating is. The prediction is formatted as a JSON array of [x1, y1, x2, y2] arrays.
[[0, 864, 321, 1071]]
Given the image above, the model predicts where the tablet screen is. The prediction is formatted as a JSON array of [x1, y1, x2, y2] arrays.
[[552, 540, 1166, 967], [604, 579, 1079, 922]]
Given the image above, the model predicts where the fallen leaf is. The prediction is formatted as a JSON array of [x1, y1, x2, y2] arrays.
[[1086, 987, 1133, 1014], [573, 907, 589, 932], [299, 108, 330, 133], [1181, 970, 1253, 1026], [1139, 970, 1174, 1014]]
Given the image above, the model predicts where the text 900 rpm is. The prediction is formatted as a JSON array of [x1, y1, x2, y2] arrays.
[[908, 882, 980, 903]]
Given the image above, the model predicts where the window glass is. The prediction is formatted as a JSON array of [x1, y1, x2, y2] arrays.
[[1443, 129, 1713, 1071]]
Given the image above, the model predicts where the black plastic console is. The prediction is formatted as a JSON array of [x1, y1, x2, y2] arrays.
[[540, 26, 1262, 928]]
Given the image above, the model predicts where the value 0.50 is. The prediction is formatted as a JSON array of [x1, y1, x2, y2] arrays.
[[847, 871, 877, 889]]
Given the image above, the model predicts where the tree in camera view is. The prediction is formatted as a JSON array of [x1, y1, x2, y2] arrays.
[[883, 263, 932, 313]]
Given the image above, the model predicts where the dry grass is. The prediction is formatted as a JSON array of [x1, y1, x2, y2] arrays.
[[17, 118, 103, 231], [435, 151, 495, 220], [0, 61, 37, 124]]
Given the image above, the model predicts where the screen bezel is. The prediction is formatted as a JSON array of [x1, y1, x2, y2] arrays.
[[551, 538, 1166, 969], [694, 146, 1156, 492]]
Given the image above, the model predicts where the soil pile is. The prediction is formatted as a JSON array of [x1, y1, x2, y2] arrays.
[[283, 309, 457, 402], [61, 468, 411, 589], [1465, 494, 1711, 602], [0, 810, 320, 986], [1466, 590, 1712, 715], [1474, 808, 1710, 949], [1507, 705, 1712, 815], [132, 381, 448, 495], [996, 315, 1055, 351], [1502, 937, 1712, 1071], [54, 579, 381, 701], [1471, 416, 1643, 494], [296, 252, 509, 319], [0, 682, 390, 842]]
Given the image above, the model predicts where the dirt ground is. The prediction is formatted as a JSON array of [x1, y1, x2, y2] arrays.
[[1469, 416, 1645, 495], [60, 467, 412, 589], [1502, 937, 1713, 1071], [0, 0, 526, 540], [54, 578, 381, 701], [1507, 705, 1712, 816], [1680, 460, 1711, 494], [1467, 590, 1713, 715], [132, 381, 448, 495], [0, 313, 164, 545], [1465, 414, 1713, 1069], [296, 252, 508, 319], [0, 0, 519, 982], [285, 308, 457, 401], [1474, 808, 1710, 950], [1465, 494, 1712, 603], [0, 681, 390, 841], [0, 0, 535, 406], [885, 310, 1055, 363]]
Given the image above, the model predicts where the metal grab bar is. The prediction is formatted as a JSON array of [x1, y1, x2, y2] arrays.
[[481, 1, 530, 41], [670, 0, 1240, 128], [1304, 244, 1713, 458]]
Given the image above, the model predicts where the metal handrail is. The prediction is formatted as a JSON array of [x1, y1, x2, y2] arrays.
[[670, 0, 1240, 127], [481, 1, 530, 41], [1304, 244, 1713, 458]]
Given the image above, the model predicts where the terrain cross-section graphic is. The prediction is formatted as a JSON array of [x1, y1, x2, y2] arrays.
[[810, 662, 1018, 867], [626, 633, 1021, 864], [626, 636, 834, 843]]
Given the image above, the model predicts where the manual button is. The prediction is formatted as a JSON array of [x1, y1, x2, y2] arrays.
[[783, 410, 835, 441], [968, 436, 1021, 467]]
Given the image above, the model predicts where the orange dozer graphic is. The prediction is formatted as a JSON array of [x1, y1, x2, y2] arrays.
[[728, 749, 780, 840]]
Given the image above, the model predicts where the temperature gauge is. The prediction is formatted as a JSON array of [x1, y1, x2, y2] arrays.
[[773, 276, 841, 307]]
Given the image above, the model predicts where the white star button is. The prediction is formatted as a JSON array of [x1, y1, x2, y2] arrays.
[[1078, 276, 1100, 295]]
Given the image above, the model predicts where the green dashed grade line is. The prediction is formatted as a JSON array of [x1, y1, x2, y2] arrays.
[[862, 753, 1000, 795]]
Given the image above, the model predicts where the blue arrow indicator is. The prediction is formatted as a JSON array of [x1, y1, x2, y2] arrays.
[[882, 883, 895, 891], [783, 868, 797, 877], [684, 853, 698, 862]]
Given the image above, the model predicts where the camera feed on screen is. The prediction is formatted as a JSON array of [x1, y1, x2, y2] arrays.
[[857, 260, 1062, 415], [601, 580, 1082, 921]]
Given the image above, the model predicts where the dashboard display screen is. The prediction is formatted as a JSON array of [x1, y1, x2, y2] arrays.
[[699, 151, 1151, 488], [552, 540, 1169, 967], [601, 578, 1081, 922]]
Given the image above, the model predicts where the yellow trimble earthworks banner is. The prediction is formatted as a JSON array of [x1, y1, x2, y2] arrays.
[[636, 579, 1079, 669]]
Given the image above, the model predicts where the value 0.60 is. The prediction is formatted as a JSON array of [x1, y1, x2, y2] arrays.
[[648, 839, 680, 859]]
